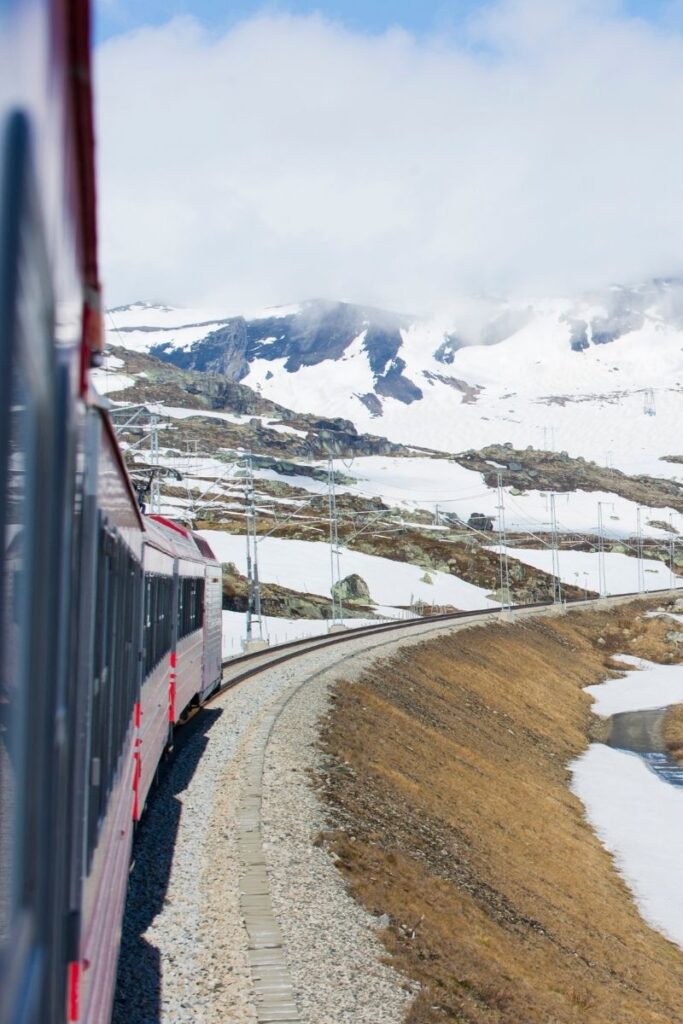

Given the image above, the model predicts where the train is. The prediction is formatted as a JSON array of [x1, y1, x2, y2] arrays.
[[0, 2, 223, 1023]]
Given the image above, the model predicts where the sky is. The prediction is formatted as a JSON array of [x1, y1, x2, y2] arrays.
[[95, 0, 683, 42], [94, 0, 683, 313]]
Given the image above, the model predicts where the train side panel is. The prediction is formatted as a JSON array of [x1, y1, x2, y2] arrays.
[[137, 543, 174, 817], [173, 557, 205, 721], [75, 412, 143, 1024], [201, 560, 223, 700]]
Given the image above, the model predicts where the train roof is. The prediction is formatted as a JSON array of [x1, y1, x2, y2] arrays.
[[143, 514, 219, 564]]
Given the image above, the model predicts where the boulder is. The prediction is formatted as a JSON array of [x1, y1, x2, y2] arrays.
[[332, 573, 373, 605]]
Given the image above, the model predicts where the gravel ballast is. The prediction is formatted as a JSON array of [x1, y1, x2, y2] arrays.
[[114, 608, 572, 1023]]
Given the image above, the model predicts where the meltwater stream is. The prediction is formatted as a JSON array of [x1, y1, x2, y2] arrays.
[[571, 657, 683, 949], [607, 706, 683, 786]]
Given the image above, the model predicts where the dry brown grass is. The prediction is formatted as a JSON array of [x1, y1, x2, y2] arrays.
[[320, 600, 683, 1023], [662, 703, 683, 761]]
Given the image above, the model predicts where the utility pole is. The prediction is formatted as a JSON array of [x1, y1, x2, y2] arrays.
[[549, 493, 562, 605], [243, 454, 264, 646], [496, 472, 511, 609], [669, 513, 677, 589], [328, 456, 343, 626], [597, 501, 611, 597], [636, 507, 645, 594], [150, 412, 161, 514]]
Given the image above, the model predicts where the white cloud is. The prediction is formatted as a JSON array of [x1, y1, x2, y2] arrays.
[[95, 2, 683, 313]]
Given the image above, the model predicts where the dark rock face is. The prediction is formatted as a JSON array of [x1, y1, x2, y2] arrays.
[[148, 299, 424, 406], [363, 325, 402, 374], [152, 319, 249, 379], [246, 301, 367, 370], [434, 334, 463, 364], [563, 317, 590, 352], [356, 393, 383, 417], [374, 358, 423, 403], [590, 309, 644, 345]]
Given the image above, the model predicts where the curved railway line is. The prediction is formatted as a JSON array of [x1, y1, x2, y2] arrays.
[[118, 587, 680, 1024], [213, 587, 678, 697]]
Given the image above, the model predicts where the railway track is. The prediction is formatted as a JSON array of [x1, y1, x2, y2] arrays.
[[116, 586, 680, 1023], [210, 587, 680, 703]]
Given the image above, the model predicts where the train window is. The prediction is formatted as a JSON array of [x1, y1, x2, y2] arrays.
[[142, 570, 174, 676], [86, 519, 143, 865], [177, 576, 204, 640]]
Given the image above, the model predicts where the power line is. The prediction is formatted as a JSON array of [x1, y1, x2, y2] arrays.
[[328, 456, 344, 626], [496, 472, 511, 610], [243, 453, 266, 647], [636, 506, 645, 594], [549, 493, 562, 605]]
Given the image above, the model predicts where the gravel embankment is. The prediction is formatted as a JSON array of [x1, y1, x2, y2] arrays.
[[262, 664, 415, 1023], [114, 616, 506, 1023]]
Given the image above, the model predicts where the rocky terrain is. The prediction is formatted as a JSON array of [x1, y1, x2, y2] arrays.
[[108, 346, 413, 462], [222, 563, 378, 620], [455, 444, 683, 514], [96, 297, 683, 635]]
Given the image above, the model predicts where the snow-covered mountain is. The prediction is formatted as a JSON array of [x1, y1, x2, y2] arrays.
[[106, 281, 683, 479]]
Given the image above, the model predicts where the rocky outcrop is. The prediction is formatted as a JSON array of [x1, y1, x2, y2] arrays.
[[108, 346, 426, 462], [141, 299, 428, 406], [152, 319, 250, 379], [433, 333, 464, 364], [374, 357, 423, 404], [455, 444, 683, 513], [331, 574, 373, 606], [356, 393, 383, 417], [221, 562, 376, 619]]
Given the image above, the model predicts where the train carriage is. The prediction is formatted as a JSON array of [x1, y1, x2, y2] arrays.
[[135, 517, 222, 821], [0, 3, 225, 1022], [70, 404, 144, 1024]]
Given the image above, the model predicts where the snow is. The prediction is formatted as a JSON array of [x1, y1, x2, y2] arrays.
[[491, 545, 680, 595], [91, 370, 135, 395], [571, 745, 683, 950], [199, 531, 499, 611], [148, 405, 250, 425], [572, 656, 683, 949], [245, 329, 376, 406], [106, 298, 683, 479], [106, 301, 301, 354], [244, 304, 683, 480], [326, 456, 683, 539], [141, 404, 309, 438], [585, 655, 683, 716]]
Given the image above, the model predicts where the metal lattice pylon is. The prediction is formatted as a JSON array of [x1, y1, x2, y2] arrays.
[[549, 493, 562, 605], [243, 454, 264, 644], [496, 472, 511, 609], [328, 456, 343, 624], [636, 506, 645, 594], [149, 413, 161, 514]]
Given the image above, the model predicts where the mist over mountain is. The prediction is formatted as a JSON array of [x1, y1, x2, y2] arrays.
[[105, 278, 683, 484]]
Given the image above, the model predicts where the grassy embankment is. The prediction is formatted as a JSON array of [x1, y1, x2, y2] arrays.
[[321, 600, 683, 1023]]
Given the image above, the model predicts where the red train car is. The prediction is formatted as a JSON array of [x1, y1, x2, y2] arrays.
[[136, 515, 221, 820], [0, 4, 224, 1023]]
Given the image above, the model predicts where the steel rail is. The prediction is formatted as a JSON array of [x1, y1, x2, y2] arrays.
[[207, 586, 680, 705]]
